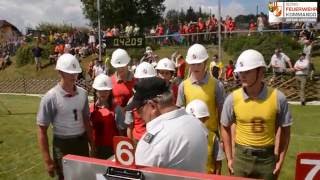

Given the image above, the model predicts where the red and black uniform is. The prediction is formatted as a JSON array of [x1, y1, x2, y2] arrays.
[[225, 64, 235, 80], [176, 58, 186, 81], [90, 103, 118, 159], [249, 21, 257, 31], [111, 74, 135, 107], [171, 82, 179, 104]]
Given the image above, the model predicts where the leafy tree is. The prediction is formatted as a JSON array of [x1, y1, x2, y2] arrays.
[[197, 7, 202, 18], [80, 0, 165, 28], [178, 9, 186, 23], [186, 6, 197, 22], [234, 14, 256, 24], [166, 9, 180, 25]]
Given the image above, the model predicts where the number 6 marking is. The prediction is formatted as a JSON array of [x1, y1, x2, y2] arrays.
[[116, 141, 134, 166], [301, 159, 320, 180]]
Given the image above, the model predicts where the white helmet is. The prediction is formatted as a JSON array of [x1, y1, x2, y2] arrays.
[[156, 58, 176, 71], [134, 62, 156, 79], [234, 49, 266, 73], [186, 99, 210, 118], [186, 44, 209, 64], [55, 53, 82, 74], [111, 48, 131, 68], [92, 74, 113, 90]]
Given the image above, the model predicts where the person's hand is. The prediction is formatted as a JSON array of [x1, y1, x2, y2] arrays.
[[45, 159, 56, 177], [227, 159, 234, 175], [273, 161, 282, 178]]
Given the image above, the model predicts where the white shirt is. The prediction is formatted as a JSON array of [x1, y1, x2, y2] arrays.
[[257, 16, 264, 27], [303, 44, 312, 61], [270, 53, 290, 73], [135, 108, 208, 172], [294, 58, 309, 75], [37, 84, 89, 137], [88, 35, 95, 44]]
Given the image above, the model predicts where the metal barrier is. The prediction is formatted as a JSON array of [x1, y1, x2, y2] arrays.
[[143, 28, 314, 46], [0, 75, 319, 101], [0, 79, 93, 95]]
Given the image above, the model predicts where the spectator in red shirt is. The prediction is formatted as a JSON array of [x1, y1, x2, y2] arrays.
[[225, 60, 235, 81], [188, 21, 197, 44], [206, 15, 218, 43], [156, 23, 165, 45], [226, 17, 235, 37], [110, 49, 136, 134], [183, 21, 190, 45], [175, 54, 186, 84], [248, 18, 257, 36]]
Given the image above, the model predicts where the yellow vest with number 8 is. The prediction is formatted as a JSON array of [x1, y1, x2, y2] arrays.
[[233, 87, 277, 147]]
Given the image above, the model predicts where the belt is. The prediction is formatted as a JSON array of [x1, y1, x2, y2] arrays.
[[54, 133, 86, 140], [236, 143, 274, 157]]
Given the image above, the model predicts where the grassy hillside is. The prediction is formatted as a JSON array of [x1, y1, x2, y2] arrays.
[[0, 46, 233, 81], [0, 45, 319, 81]]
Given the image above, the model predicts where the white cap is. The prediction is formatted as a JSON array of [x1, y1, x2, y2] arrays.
[[186, 44, 209, 64], [186, 99, 210, 118], [55, 53, 82, 74], [92, 74, 113, 90], [111, 48, 131, 68], [134, 62, 157, 79], [156, 58, 176, 71], [234, 49, 266, 72]]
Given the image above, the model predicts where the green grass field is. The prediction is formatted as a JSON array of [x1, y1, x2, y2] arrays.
[[0, 94, 319, 179]]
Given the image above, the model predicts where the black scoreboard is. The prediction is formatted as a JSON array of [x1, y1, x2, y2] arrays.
[[104, 36, 145, 48]]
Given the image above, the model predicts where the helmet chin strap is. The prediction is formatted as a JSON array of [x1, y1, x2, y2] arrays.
[[247, 68, 260, 88]]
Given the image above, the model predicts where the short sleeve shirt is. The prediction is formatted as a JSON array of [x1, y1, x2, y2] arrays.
[[221, 85, 292, 127], [176, 72, 225, 110], [135, 108, 208, 172], [271, 53, 290, 72], [37, 84, 90, 136]]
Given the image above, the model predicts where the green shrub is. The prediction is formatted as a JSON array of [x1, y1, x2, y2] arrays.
[[223, 34, 302, 64], [15, 44, 54, 67], [36, 22, 75, 35], [15, 46, 34, 67]]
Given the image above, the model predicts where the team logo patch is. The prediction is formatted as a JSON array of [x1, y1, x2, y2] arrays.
[[192, 54, 197, 59], [143, 68, 148, 74], [72, 63, 76, 69], [190, 107, 195, 115], [239, 62, 244, 67], [143, 133, 154, 143], [164, 63, 168, 67], [117, 60, 121, 64]]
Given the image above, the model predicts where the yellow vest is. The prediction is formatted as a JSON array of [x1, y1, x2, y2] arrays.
[[233, 87, 277, 147], [183, 76, 218, 132]]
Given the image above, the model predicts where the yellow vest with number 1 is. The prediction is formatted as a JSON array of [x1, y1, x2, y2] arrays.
[[233, 87, 277, 147], [183, 76, 217, 132]]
